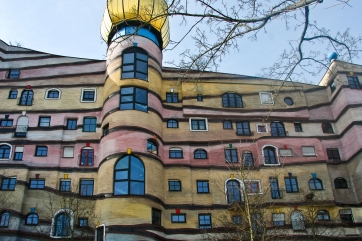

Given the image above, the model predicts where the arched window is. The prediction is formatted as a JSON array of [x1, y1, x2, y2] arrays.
[[270, 122, 286, 136], [8, 89, 18, 99], [334, 177, 348, 189], [0, 144, 11, 159], [226, 180, 242, 204], [309, 178, 323, 190], [121, 48, 148, 81], [317, 210, 330, 221], [322, 123, 334, 134], [291, 210, 305, 231], [147, 140, 158, 155], [242, 151, 254, 167], [26, 213, 39, 225], [19, 90, 34, 106], [114, 155, 145, 195], [263, 146, 279, 165], [167, 119, 178, 128], [0, 212, 10, 227], [52, 211, 72, 237], [45, 89, 61, 99], [222, 93, 243, 108], [223, 120, 232, 129], [194, 149, 207, 159], [80, 147, 94, 166]]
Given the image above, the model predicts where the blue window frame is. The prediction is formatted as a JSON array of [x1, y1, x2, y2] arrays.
[[169, 180, 181, 191]]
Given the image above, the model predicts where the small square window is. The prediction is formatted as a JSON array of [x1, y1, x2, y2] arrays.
[[279, 149, 292, 157], [294, 123, 303, 132], [245, 181, 261, 194], [29, 179, 45, 189], [66, 119, 77, 130], [9, 90, 18, 99], [1, 178, 17, 190], [326, 148, 341, 161], [35, 146, 47, 156], [80, 180, 94, 196], [60, 180, 71, 192], [272, 213, 285, 226], [225, 149, 238, 163], [302, 146, 316, 156], [63, 146, 74, 158], [167, 119, 178, 128], [83, 117, 97, 132], [152, 209, 161, 225], [14, 146, 24, 160], [166, 93, 178, 103], [0, 119, 13, 127], [38, 117, 51, 127], [199, 214, 211, 229], [232, 216, 242, 224], [256, 123, 268, 133], [347, 76, 361, 89], [79, 218, 88, 227], [197, 95, 203, 101], [189, 118, 208, 131], [8, 69, 20, 79], [169, 180, 181, 191], [223, 121, 232, 129], [259, 92, 274, 105], [81, 89, 96, 102], [197, 181, 209, 193], [169, 148, 183, 158], [171, 214, 186, 223]]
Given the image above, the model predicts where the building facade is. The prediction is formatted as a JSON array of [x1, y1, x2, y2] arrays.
[[1, 0, 362, 240]]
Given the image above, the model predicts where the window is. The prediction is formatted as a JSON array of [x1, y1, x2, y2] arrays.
[[19, 90, 34, 106], [14, 146, 24, 160], [256, 123, 268, 133], [242, 152, 254, 166], [259, 92, 274, 104], [329, 80, 336, 93], [270, 178, 280, 199], [284, 97, 294, 106], [285, 177, 299, 193], [96, 226, 104, 241], [194, 149, 207, 159], [291, 210, 305, 231], [79, 218, 88, 227], [347, 76, 361, 89], [152, 209, 161, 225], [326, 149, 341, 161], [169, 180, 181, 191], [294, 122, 302, 132], [309, 178, 323, 190], [0, 144, 11, 159], [171, 214, 186, 223], [60, 180, 71, 192], [8, 69, 20, 79], [270, 121, 286, 136], [189, 118, 208, 131], [251, 213, 263, 233], [169, 148, 183, 158], [197, 181, 209, 193], [232, 216, 242, 224], [65, 119, 77, 130], [80, 180, 94, 196], [225, 149, 238, 163], [46, 89, 61, 99], [52, 211, 72, 237], [0, 119, 12, 128], [9, 90, 18, 99], [1, 177, 16, 190], [29, 179, 45, 189], [223, 120, 232, 129], [167, 119, 178, 128], [226, 180, 241, 203], [0, 212, 10, 227], [322, 123, 334, 134], [114, 155, 145, 195], [236, 121, 251, 135], [83, 117, 97, 132], [245, 181, 261, 194], [102, 124, 109, 136], [166, 93, 179, 103], [147, 140, 158, 155], [339, 209, 353, 223], [334, 177, 348, 189], [38, 117, 51, 127], [222, 92, 243, 107], [81, 89, 96, 102], [14, 116, 28, 137], [120, 86, 148, 112], [317, 210, 330, 221], [197, 95, 203, 101], [302, 146, 316, 156], [279, 148, 292, 157], [263, 146, 279, 165], [26, 213, 39, 225], [80, 147, 94, 166], [273, 213, 285, 226], [35, 146, 47, 156], [122, 48, 148, 80], [199, 214, 211, 229], [63, 146, 74, 158]]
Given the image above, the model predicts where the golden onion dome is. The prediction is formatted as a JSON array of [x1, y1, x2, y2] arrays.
[[101, 0, 170, 49]]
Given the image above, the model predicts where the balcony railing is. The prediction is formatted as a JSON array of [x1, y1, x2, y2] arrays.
[[13, 125, 28, 137]]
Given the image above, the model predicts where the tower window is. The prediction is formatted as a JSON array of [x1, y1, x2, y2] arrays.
[[122, 48, 148, 81], [120, 87, 148, 112]]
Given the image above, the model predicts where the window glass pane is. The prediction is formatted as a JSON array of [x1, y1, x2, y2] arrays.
[[136, 53, 148, 61], [115, 171, 128, 180], [115, 157, 129, 169], [135, 73, 147, 80], [114, 181, 128, 195], [122, 72, 134, 78], [123, 53, 135, 64], [121, 96, 134, 102], [130, 181, 145, 195], [120, 103, 133, 110], [135, 88, 147, 104], [135, 103, 147, 111], [123, 65, 134, 71], [136, 60, 147, 73], [121, 87, 134, 94], [130, 157, 145, 181]]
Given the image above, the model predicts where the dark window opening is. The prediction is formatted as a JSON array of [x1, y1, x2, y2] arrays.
[[236, 121, 251, 135], [270, 178, 280, 199], [29, 179, 45, 189], [222, 93, 243, 107], [223, 120, 232, 129], [120, 86, 148, 112], [347, 76, 361, 89], [334, 178, 348, 189], [152, 209, 161, 225], [294, 123, 303, 132], [166, 93, 179, 103], [271, 121, 286, 136], [169, 180, 181, 191], [322, 123, 334, 134], [327, 149, 341, 161]]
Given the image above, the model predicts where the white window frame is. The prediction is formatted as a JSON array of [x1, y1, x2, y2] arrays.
[[256, 123, 268, 134], [45, 88, 62, 100], [63, 146, 74, 158], [279, 148, 293, 157], [272, 213, 285, 226], [262, 144, 280, 166], [244, 179, 263, 195], [80, 88, 97, 103], [224, 178, 245, 203], [302, 146, 317, 156], [259, 92, 274, 105], [50, 209, 74, 239], [0, 143, 12, 160], [189, 117, 208, 132]]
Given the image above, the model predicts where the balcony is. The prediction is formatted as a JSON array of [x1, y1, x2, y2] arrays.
[[13, 125, 28, 137]]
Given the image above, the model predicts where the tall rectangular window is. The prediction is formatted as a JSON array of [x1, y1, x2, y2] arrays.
[[120, 87, 148, 112], [236, 121, 251, 135], [326, 148, 341, 161], [80, 180, 94, 196], [199, 214, 211, 229], [14, 146, 24, 160], [197, 181, 209, 193], [66, 119, 77, 130], [285, 177, 299, 193], [122, 48, 148, 81], [152, 209, 161, 225], [1, 178, 16, 190], [225, 149, 238, 163], [269, 178, 280, 199], [83, 117, 97, 132], [166, 93, 179, 103]]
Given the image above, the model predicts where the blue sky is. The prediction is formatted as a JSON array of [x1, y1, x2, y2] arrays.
[[1, 1, 361, 84]]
